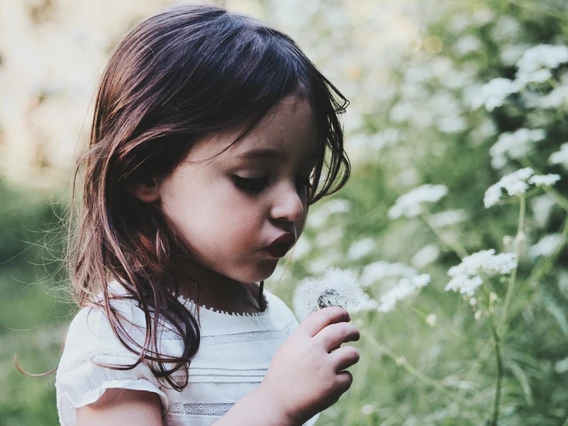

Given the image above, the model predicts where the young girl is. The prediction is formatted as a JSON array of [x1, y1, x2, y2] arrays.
[[56, 4, 360, 426]]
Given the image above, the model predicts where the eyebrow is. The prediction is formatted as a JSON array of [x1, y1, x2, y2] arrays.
[[236, 148, 319, 162]]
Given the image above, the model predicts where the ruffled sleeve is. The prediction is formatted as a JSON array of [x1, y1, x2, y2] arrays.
[[55, 301, 171, 426]]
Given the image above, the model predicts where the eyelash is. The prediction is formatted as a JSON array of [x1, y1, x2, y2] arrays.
[[232, 175, 312, 194], [232, 176, 269, 193]]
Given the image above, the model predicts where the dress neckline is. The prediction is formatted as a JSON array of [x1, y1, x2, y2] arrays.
[[177, 291, 270, 318]]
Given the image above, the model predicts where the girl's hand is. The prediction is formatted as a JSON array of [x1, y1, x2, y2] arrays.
[[257, 306, 360, 425]]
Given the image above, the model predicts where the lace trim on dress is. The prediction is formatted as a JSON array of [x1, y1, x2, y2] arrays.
[[160, 321, 295, 344], [177, 292, 270, 317], [168, 402, 234, 416]]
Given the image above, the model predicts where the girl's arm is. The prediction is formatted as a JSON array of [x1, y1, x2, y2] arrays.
[[76, 389, 164, 426], [77, 307, 359, 426]]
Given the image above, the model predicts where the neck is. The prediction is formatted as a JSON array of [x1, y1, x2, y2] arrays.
[[172, 257, 263, 314]]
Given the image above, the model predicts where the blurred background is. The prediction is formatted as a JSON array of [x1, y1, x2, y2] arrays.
[[1, 0, 567, 425]]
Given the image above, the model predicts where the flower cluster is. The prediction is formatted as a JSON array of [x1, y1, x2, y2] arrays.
[[388, 184, 448, 219], [445, 249, 518, 297], [473, 44, 568, 112], [377, 274, 431, 312], [489, 128, 546, 169], [549, 143, 568, 169], [484, 167, 561, 207]]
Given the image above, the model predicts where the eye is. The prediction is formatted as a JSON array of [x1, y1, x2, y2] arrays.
[[232, 176, 270, 193]]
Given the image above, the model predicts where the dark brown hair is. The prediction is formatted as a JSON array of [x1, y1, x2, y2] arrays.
[[68, 4, 350, 390]]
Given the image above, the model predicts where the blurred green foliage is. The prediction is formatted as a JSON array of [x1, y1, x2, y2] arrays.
[[0, 181, 72, 426]]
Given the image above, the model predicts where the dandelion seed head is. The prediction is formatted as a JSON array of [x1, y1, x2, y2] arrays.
[[293, 268, 372, 320], [388, 184, 448, 219]]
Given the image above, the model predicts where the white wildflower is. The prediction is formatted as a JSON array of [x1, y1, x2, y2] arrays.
[[472, 78, 518, 111], [516, 44, 568, 76], [532, 195, 556, 227], [347, 238, 375, 260], [514, 69, 552, 89], [307, 199, 351, 228], [390, 101, 415, 123], [436, 116, 468, 134], [555, 357, 568, 374], [360, 261, 417, 287], [315, 227, 343, 248], [368, 128, 404, 151], [425, 313, 438, 327], [360, 404, 377, 416], [306, 251, 341, 275], [528, 234, 564, 258], [388, 184, 448, 219], [491, 17, 521, 40], [549, 143, 568, 169], [293, 268, 372, 320], [489, 128, 546, 169], [430, 209, 468, 227], [377, 274, 431, 313], [539, 85, 568, 108], [291, 236, 311, 259], [500, 44, 529, 66], [454, 35, 482, 56], [411, 244, 440, 269], [445, 249, 517, 297], [483, 167, 534, 208], [473, 8, 494, 25], [528, 174, 561, 187]]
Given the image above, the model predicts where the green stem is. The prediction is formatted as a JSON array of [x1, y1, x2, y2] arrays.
[[488, 312, 503, 426], [421, 210, 469, 259], [482, 283, 503, 426], [366, 334, 472, 406], [499, 195, 525, 332]]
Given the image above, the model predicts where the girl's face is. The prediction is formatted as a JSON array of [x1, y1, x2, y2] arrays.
[[157, 96, 318, 284]]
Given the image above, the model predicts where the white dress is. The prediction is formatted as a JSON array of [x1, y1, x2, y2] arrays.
[[55, 283, 319, 426]]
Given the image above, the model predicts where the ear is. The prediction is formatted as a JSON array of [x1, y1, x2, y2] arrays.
[[124, 176, 161, 203]]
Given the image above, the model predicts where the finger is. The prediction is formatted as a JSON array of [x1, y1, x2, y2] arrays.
[[299, 306, 351, 337], [314, 322, 360, 352], [335, 370, 353, 394], [329, 346, 360, 372]]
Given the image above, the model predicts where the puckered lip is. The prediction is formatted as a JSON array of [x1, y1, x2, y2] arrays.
[[264, 232, 296, 258], [267, 232, 296, 248]]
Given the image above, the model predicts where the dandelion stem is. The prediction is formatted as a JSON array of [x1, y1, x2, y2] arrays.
[[499, 195, 525, 332], [366, 334, 472, 406], [421, 210, 469, 259]]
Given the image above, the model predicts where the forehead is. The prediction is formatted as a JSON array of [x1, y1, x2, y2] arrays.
[[189, 96, 319, 164]]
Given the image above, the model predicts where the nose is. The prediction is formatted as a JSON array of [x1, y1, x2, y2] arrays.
[[269, 182, 306, 225]]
